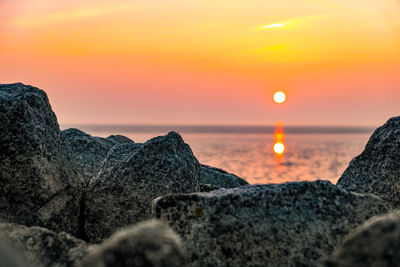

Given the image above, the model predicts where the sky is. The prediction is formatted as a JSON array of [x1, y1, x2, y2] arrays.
[[1, 0, 399, 126]]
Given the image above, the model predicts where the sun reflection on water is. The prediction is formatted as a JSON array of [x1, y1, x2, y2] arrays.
[[274, 121, 285, 161]]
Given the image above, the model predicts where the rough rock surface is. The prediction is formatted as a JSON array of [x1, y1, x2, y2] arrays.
[[337, 116, 400, 207], [80, 220, 187, 267], [95, 142, 143, 175], [153, 181, 390, 267], [323, 210, 400, 267], [0, 83, 82, 236], [0, 222, 89, 267], [106, 134, 134, 144], [198, 183, 221, 192], [0, 241, 26, 267], [63, 128, 134, 183], [84, 131, 201, 242], [200, 164, 248, 188]]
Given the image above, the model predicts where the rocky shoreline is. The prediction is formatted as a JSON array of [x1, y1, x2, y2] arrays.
[[1, 83, 400, 266]]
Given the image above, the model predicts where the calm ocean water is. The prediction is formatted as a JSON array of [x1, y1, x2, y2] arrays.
[[64, 125, 373, 185]]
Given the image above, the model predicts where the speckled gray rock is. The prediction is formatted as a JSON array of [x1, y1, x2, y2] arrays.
[[84, 132, 201, 243], [198, 183, 221, 192], [95, 142, 143, 176], [337, 116, 400, 207], [63, 128, 134, 183], [80, 220, 187, 267], [153, 181, 390, 267], [0, 83, 82, 236], [200, 164, 248, 189], [323, 210, 400, 267], [0, 222, 90, 267], [106, 135, 134, 144]]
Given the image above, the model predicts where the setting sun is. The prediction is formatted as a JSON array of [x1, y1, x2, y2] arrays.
[[273, 91, 286, 104]]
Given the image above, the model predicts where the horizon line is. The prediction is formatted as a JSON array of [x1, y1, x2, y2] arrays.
[[60, 124, 375, 134], [61, 123, 376, 128]]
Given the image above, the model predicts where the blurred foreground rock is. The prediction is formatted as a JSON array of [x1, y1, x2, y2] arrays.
[[84, 132, 201, 242], [0, 83, 82, 236], [0, 222, 89, 267], [63, 128, 134, 183], [153, 181, 390, 267], [337, 116, 400, 207], [0, 241, 26, 267], [80, 220, 187, 267], [323, 210, 400, 267]]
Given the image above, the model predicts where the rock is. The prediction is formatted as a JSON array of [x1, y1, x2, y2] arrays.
[[199, 183, 221, 192], [337, 116, 400, 207], [95, 142, 143, 176], [0, 222, 89, 267], [106, 134, 134, 144], [0, 241, 26, 267], [63, 128, 134, 183], [200, 164, 248, 188], [84, 131, 201, 242], [153, 181, 390, 267], [63, 128, 114, 184], [0, 83, 82, 236], [80, 220, 187, 267], [323, 210, 400, 267]]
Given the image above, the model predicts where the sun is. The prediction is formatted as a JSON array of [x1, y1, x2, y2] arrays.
[[273, 142, 285, 154], [273, 91, 286, 104]]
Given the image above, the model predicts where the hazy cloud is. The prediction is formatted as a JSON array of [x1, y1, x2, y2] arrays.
[[10, 4, 143, 27]]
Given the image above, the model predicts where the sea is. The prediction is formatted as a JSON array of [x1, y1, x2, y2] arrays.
[[63, 125, 374, 185]]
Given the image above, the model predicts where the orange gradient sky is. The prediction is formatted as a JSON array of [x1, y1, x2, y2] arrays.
[[1, 0, 399, 126]]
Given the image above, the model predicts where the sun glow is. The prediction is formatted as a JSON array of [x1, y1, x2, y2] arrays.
[[273, 91, 286, 104]]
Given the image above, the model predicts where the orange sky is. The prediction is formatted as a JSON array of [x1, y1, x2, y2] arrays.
[[1, 0, 399, 126]]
